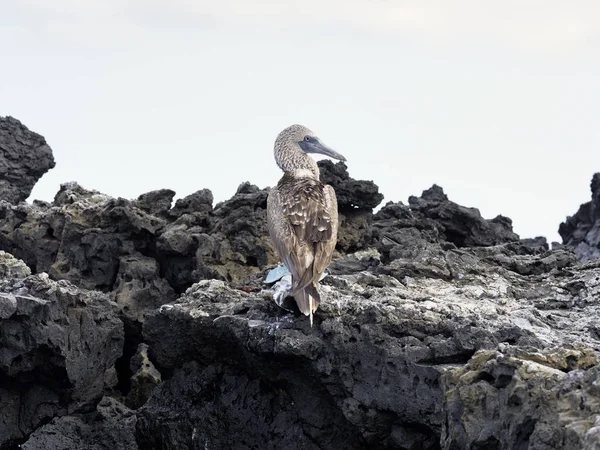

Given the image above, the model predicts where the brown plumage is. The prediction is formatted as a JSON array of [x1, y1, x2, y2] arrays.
[[266, 124, 346, 326]]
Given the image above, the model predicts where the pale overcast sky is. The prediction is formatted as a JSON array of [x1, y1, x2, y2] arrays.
[[2, 1, 599, 242]]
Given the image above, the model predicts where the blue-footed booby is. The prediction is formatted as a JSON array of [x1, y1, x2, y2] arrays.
[[266, 124, 346, 326]]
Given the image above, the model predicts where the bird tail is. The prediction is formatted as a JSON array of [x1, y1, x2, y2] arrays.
[[293, 283, 321, 327]]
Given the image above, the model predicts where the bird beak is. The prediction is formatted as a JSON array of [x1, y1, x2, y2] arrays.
[[304, 139, 347, 162]]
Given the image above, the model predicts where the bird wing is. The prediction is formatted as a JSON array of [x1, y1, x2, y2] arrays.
[[267, 176, 337, 295], [267, 187, 305, 283], [310, 184, 338, 279]]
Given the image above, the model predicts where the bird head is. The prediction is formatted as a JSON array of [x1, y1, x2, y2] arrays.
[[276, 124, 347, 162]]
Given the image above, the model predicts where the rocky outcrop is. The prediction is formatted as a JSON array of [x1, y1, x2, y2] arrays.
[[8, 226, 600, 450], [442, 345, 600, 449], [137, 249, 600, 449], [185, 182, 276, 286], [22, 397, 138, 450], [0, 161, 384, 319], [319, 160, 384, 253], [0, 250, 31, 280], [0, 117, 55, 204], [372, 184, 520, 263], [370, 185, 534, 284], [0, 151, 387, 448], [560, 173, 600, 260], [0, 268, 123, 448], [3, 117, 600, 449], [407, 185, 519, 247]]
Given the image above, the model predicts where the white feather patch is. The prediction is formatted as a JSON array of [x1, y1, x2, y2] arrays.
[[293, 168, 316, 178]]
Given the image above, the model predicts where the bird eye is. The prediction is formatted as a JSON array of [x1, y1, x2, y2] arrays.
[[304, 136, 311, 142]]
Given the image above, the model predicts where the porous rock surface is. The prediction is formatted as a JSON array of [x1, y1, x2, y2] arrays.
[[0, 116, 55, 204], [0, 272, 123, 448], [21, 397, 137, 450], [560, 173, 600, 260], [138, 254, 600, 449], [0, 161, 383, 326], [2, 118, 600, 449]]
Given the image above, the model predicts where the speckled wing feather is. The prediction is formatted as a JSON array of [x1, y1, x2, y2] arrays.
[[311, 184, 338, 278], [267, 175, 336, 295], [267, 186, 304, 284]]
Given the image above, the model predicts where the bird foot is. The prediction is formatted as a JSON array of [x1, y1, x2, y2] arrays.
[[272, 275, 297, 312]]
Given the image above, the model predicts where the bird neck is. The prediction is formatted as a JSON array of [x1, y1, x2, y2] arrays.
[[275, 145, 320, 179]]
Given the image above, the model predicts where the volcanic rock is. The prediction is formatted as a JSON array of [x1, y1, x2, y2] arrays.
[[318, 160, 384, 253], [170, 188, 213, 217], [442, 345, 600, 449], [21, 397, 138, 450], [2, 117, 600, 450], [139, 250, 600, 449], [560, 173, 600, 260], [134, 189, 176, 218], [407, 184, 519, 247], [126, 343, 162, 409], [0, 117, 56, 204], [0, 272, 123, 448]]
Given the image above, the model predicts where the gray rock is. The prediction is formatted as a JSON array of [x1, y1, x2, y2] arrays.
[[22, 396, 138, 450], [318, 160, 384, 253], [136, 361, 362, 450], [170, 188, 213, 216], [0, 273, 123, 448], [0, 293, 17, 319], [0, 117, 55, 204], [126, 343, 161, 409], [3, 116, 600, 449], [0, 145, 386, 302], [195, 182, 278, 284], [134, 189, 176, 217], [318, 160, 384, 211], [407, 184, 520, 247], [0, 250, 31, 279], [0, 182, 172, 312], [560, 173, 600, 260], [442, 346, 600, 449], [112, 255, 177, 323], [328, 248, 381, 275], [141, 251, 600, 449]]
